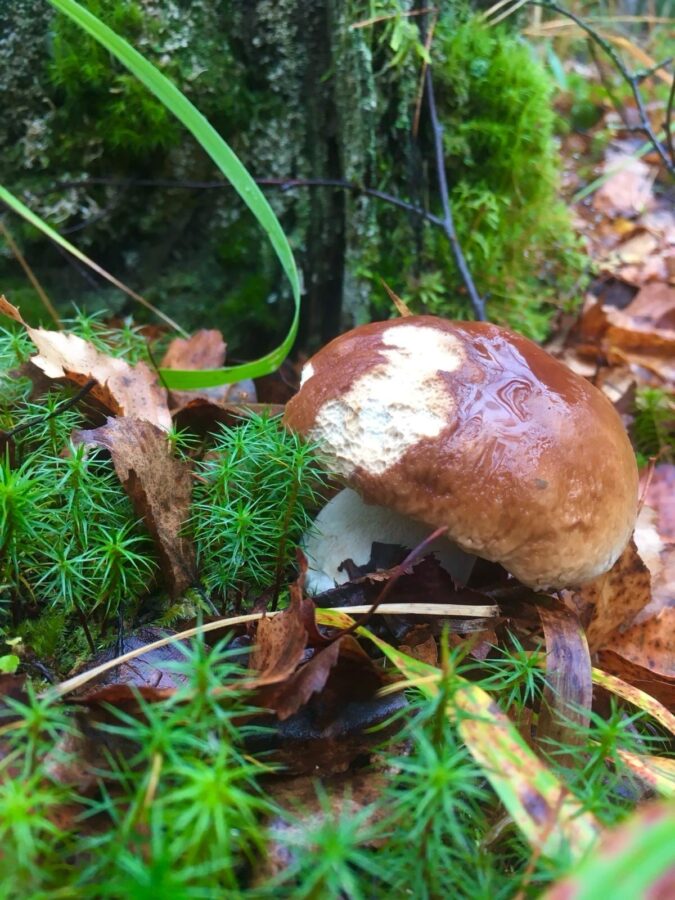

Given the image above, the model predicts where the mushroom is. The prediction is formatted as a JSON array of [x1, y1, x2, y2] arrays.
[[301, 487, 477, 595], [283, 316, 639, 593]]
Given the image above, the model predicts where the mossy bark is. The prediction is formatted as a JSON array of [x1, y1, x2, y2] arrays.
[[0, 1, 581, 352]]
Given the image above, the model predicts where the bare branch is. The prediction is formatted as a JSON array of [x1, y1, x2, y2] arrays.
[[530, 1, 674, 178]]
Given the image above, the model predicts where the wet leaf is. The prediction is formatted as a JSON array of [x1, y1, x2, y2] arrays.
[[612, 467, 675, 678], [592, 151, 655, 218], [594, 655, 675, 720], [72, 627, 188, 701], [249, 598, 308, 691], [161, 328, 257, 416], [616, 751, 675, 798], [73, 417, 196, 595], [611, 607, 675, 679], [0, 295, 171, 430], [535, 595, 592, 756], [257, 772, 387, 884], [573, 539, 651, 653]]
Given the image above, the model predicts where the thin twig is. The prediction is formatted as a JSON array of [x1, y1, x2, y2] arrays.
[[350, 7, 437, 30], [666, 73, 675, 166], [47, 596, 495, 699], [633, 57, 673, 84], [48, 170, 488, 319], [336, 525, 450, 640], [423, 68, 487, 320], [50, 176, 444, 228], [530, 1, 674, 178], [0, 220, 62, 328], [412, 11, 438, 138], [0, 379, 96, 445]]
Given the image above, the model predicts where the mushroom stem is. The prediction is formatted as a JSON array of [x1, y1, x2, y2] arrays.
[[303, 488, 476, 596]]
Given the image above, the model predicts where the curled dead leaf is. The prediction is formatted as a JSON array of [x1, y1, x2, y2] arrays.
[[0, 295, 171, 430]]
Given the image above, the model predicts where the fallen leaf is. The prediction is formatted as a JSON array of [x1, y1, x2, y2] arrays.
[[72, 627, 188, 700], [257, 772, 387, 884], [161, 330, 227, 371], [161, 329, 257, 415], [611, 607, 675, 679], [593, 151, 655, 218], [614, 230, 659, 265], [535, 595, 592, 758], [255, 634, 388, 722], [0, 296, 171, 430], [399, 627, 438, 666], [643, 464, 675, 541], [573, 538, 651, 653], [360, 627, 601, 860], [617, 283, 675, 331], [249, 599, 308, 690], [73, 417, 196, 595], [268, 688, 406, 776], [616, 750, 675, 798], [596, 650, 675, 711], [611, 467, 675, 678]]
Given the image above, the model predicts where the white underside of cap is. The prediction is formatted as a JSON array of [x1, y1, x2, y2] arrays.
[[303, 488, 476, 596], [308, 324, 463, 477]]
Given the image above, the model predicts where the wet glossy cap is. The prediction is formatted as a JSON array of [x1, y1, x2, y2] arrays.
[[283, 316, 638, 589]]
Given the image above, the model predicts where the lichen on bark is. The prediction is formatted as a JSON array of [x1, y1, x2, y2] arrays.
[[0, 0, 585, 350]]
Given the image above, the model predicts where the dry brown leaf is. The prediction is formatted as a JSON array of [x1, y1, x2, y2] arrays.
[[161, 329, 227, 371], [645, 465, 675, 541], [615, 231, 659, 265], [617, 283, 675, 332], [568, 284, 675, 385], [161, 328, 256, 414], [597, 649, 675, 711], [0, 295, 171, 430], [73, 417, 196, 596], [610, 468, 675, 678], [619, 587, 675, 678], [257, 771, 387, 884], [249, 600, 308, 689], [606, 346, 675, 384], [399, 627, 438, 666], [574, 538, 651, 653], [593, 152, 655, 218]]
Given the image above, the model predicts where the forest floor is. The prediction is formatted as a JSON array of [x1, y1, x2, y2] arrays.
[[1, 40, 674, 900]]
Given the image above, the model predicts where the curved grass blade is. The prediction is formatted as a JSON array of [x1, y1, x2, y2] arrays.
[[22, 0, 301, 388]]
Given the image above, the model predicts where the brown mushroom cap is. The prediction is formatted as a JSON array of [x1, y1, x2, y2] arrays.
[[283, 316, 638, 589]]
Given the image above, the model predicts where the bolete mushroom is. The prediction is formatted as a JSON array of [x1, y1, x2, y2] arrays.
[[283, 316, 638, 592]]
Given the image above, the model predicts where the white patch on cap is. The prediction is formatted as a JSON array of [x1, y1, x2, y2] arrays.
[[310, 324, 463, 476], [299, 361, 314, 387]]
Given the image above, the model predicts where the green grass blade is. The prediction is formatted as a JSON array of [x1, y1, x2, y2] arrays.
[[8, 0, 301, 388]]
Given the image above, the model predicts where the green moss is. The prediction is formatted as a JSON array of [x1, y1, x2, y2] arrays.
[[367, 14, 588, 339], [1, 2, 587, 348]]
